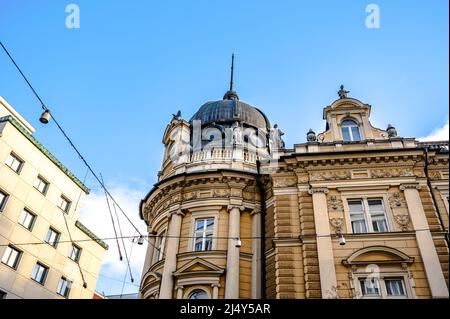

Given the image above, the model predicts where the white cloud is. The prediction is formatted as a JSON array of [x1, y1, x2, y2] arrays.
[[78, 182, 149, 296], [419, 118, 449, 141]]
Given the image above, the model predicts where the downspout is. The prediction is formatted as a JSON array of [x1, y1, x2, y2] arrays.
[[423, 146, 449, 246], [256, 160, 267, 299]]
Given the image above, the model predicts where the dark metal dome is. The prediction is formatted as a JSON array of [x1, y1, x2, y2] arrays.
[[189, 98, 270, 129]]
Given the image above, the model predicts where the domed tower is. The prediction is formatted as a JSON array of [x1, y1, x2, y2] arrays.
[[139, 56, 277, 299]]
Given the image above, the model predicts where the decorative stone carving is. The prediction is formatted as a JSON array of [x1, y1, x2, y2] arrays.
[[170, 193, 182, 204], [310, 170, 351, 181], [371, 168, 414, 178], [273, 177, 297, 187], [428, 170, 441, 180], [327, 195, 344, 211], [242, 191, 254, 201], [400, 184, 422, 191], [230, 188, 243, 197], [388, 192, 406, 209], [183, 191, 197, 201], [393, 214, 411, 231], [308, 187, 329, 195], [330, 217, 344, 234], [214, 189, 230, 198]]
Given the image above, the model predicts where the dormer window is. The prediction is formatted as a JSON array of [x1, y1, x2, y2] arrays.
[[341, 119, 361, 141]]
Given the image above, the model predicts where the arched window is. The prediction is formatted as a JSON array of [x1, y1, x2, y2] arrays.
[[341, 119, 361, 141], [188, 289, 209, 299]]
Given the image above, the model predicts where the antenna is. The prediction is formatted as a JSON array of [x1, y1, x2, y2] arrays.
[[230, 53, 234, 91]]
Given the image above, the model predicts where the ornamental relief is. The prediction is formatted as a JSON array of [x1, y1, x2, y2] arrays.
[[327, 195, 344, 211], [428, 170, 442, 180], [183, 191, 197, 201], [243, 191, 255, 201], [310, 170, 351, 181], [272, 176, 297, 187], [370, 168, 414, 178], [393, 214, 411, 231], [309, 167, 416, 181], [213, 188, 230, 198], [388, 192, 406, 209]]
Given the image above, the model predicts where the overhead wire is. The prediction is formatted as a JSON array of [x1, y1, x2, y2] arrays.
[[0, 41, 144, 238]]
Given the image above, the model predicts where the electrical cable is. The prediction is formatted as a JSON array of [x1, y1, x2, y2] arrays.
[[100, 174, 123, 261], [0, 41, 144, 238], [113, 202, 135, 283]]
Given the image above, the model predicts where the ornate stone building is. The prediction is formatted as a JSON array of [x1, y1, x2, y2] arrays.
[[139, 71, 449, 299]]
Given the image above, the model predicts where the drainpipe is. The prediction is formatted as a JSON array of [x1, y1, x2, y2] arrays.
[[423, 146, 449, 246], [256, 160, 267, 299]]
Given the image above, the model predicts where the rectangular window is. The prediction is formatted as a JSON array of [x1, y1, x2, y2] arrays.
[[193, 218, 214, 252], [385, 278, 406, 297], [58, 196, 71, 213], [359, 278, 381, 297], [1, 245, 22, 269], [18, 208, 37, 231], [5, 153, 24, 173], [31, 262, 48, 285], [56, 277, 72, 298], [69, 244, 81, 262], [359, 277, 407, 299], [155, 231, 166, 262], [45, 227, 61, 248], [348, 199, 367, 233], [368, 199, 388, 232], [33, 176, 49, 195], [0, 189, 9, 212], [347, 198, 389, 233]]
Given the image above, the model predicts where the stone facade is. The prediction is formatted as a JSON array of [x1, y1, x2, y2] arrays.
[[139, 87, 449, 299]]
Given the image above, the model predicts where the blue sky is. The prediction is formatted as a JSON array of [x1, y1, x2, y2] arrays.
[[0, 1, 448, 296]]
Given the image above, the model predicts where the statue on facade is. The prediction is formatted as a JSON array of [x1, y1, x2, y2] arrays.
[[338, 85, 349, 99], [270, 124, 285, 150], [171, 110, 181, 121], [232, 121, 243, 145]]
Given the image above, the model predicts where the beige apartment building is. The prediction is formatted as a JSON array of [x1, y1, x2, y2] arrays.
[[139, 82, 449, 299], [0, 96, 107, 299]]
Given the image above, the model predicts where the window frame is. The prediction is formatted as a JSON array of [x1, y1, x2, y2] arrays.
[[1, 245, 22, 270], [18, 208, 37, 231], [356, 275, 409, 299], [5, 152, 24, 174], [343, 195, 391, 234], [56, 276, 72, 298], [340, 119, 362, 142], [154, 230, 166, 263], [188, 209, 220, 252], [31, 262, 49, 285], [45, 227, 61, 248], [69, 244, 81, 262], [193, 218, 215, 252], [0, 189, 9, 212], [33, 175, 49, 195], [58, 195, 71, 214]]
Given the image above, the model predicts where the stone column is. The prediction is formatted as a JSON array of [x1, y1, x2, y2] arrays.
[[400, 184, 448, 298], [212, 284, 220, 299], [251, 210, 261, 299], [225, 205, 242, 299], [176, 285, 184, 299], [308, 187, 338, 298], [159, 209, 184, 299]]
